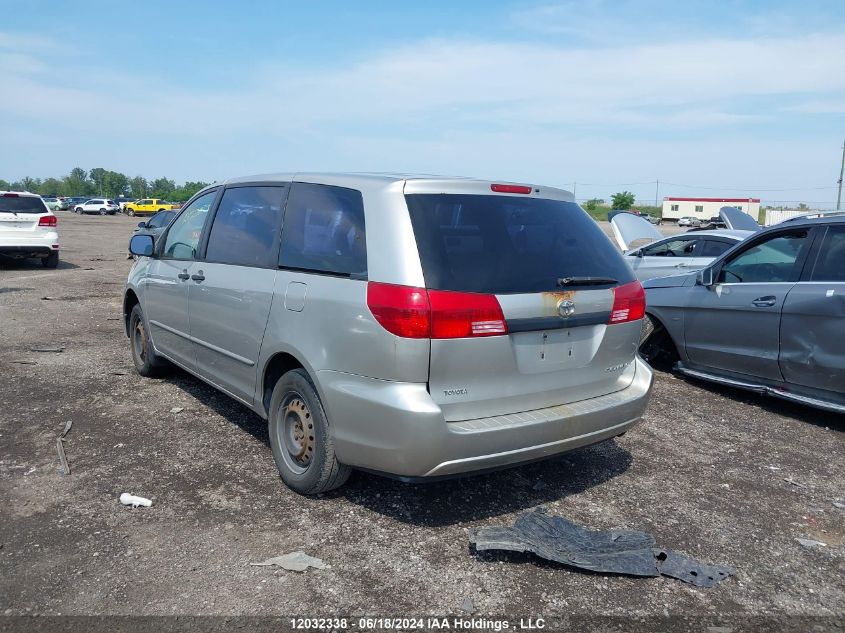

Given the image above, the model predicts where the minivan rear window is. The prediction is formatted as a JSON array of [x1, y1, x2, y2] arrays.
[[0, 195, 48, 214], [405, 194, 634, 294]]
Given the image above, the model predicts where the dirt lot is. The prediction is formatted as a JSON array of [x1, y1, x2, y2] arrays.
[[1, 213, 843, 622]]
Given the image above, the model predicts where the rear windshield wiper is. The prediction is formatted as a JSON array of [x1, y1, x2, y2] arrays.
[[557, 276, 618, 287]]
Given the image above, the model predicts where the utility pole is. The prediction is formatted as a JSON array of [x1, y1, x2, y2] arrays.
[[837, 140, 845, 211], [572, 182, 577, 198], [654, 179, 659, 207]]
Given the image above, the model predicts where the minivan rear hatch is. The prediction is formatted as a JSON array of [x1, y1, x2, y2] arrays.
[[404, 182, 644, 422]]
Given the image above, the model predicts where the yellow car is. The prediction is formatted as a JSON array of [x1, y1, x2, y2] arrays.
[[124, 198, 180, 216]]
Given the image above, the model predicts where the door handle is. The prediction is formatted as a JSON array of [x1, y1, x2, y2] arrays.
[[752, 296, 776, 307], [177, 270, 190, 280], [191, 271, 205, 282], [675, 263, 689, 268]]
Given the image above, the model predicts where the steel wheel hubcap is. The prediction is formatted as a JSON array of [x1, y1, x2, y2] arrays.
[[281, 396, 314, 471]]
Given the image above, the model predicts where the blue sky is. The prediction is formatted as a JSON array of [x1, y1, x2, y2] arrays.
[[2, 0, 844, 206]]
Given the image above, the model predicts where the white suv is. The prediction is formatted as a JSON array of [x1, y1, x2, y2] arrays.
[[74, 198, 120, 215], [0, 191, 60, 268]]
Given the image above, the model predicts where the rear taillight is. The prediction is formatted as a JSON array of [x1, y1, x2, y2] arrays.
[[609, 281, 645, 324], [429, 290, 507, 338], [490, 184, 532, 194], [366, 283, 431, 338], [366, 282, 508, 339], [38, 215, 57, 227]]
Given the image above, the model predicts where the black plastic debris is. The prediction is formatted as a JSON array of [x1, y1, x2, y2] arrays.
[[470, 508, 733, 588]]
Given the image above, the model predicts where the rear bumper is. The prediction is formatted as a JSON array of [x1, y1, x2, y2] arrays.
[[319, 357, 653, 478], [0, 235, 59, 259]]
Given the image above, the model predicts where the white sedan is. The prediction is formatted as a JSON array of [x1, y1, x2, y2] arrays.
[[73, 198, 120, 215]]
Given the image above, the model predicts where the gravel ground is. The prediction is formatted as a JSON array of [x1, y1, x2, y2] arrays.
[[1, 212, 843, 622]]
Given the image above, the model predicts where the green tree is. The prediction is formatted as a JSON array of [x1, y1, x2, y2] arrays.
[[64, 167, 92, 196], [102, 171, 129, 198], [150, 177, 176, 199], [20, 176, 41, 192], [0, 179, 10, 191], [611, 191, 636, 210], [89, 167, 107, 195], [41, 177, 63, 196], [170, 180, 209, 202], [583, 198, 605, 211], [129, 176, 148, 198]]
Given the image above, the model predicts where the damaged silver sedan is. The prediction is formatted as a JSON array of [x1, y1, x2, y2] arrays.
[[639, 214, 845, 414], [610, 207, 758, 282]]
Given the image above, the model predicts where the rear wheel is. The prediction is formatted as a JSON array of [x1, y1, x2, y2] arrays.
[[128, 209, 135, 216], [268, 368, 350, 495], [99, 208, 107, 215], [42, 251, 59, 268], [129, 304, 170, 377]]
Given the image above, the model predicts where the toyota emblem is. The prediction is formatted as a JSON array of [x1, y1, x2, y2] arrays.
[[558, 299, 575, 317]]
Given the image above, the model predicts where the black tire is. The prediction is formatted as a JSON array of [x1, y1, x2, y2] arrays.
[[268, 368, 350, 495], [128, 209, 135, 217], [129, 304, 170, 377], [639, 314, 679, 368], [42, 251, 59, 268]]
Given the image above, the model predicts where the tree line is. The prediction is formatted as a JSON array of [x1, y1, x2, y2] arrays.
[[0, 167, 210, 203]]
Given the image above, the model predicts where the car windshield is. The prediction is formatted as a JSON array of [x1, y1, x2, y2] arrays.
[[0, 195, 48, 213], [405, 194, 634, 294]]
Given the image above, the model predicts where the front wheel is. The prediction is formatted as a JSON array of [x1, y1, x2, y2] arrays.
[[129, 304, 170, 377], [268, 369, 350, 495]]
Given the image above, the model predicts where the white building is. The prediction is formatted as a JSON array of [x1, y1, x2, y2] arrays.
[[662, 197, 760, 222]]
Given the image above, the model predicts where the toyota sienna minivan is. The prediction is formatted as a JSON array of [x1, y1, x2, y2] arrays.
[[125, 173, 653, 494]]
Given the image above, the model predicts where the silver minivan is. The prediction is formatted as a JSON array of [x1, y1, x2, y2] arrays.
[[125, 174, 653, 494]]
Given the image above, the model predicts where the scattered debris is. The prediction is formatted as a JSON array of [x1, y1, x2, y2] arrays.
[[796, 537, 827, 548], [24, 466, 36, 476], [30, 346, 65, 353], [11, 360, 37, 365], [783, 477, 808, 489], [765, 465, 782, 471], [40, 296, 56, 301], [111, 371, 128, 376], [60, 420, 73, 439], [56, 437, 70, 475], [833, 501, 845, 510], [120, 493, 153, 508], [459, 597, 474, 614], [106, 317, 121, 321], [170, 407, 184, 414], [470, 508, 733, 588], [532, 480, 547, 491], [250, 552, 328, 572]]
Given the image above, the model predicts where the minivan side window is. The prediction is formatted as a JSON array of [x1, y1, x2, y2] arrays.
[[162, 190, 217, 260], [811, 227, 845, 282], [279, 183, 367, 277], [205, 186, 288, 267], [718, 230, 809, 284]]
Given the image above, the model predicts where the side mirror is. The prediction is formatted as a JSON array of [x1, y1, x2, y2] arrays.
[[129, 234, 155, 257], [137, 221, 147, 229], [634, 249, 643, 258], [696, 267, 715, 286]]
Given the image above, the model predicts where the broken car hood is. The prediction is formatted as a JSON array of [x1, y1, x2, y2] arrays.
[[719, 206, 761, 232], [610, 212, 664, 251]]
